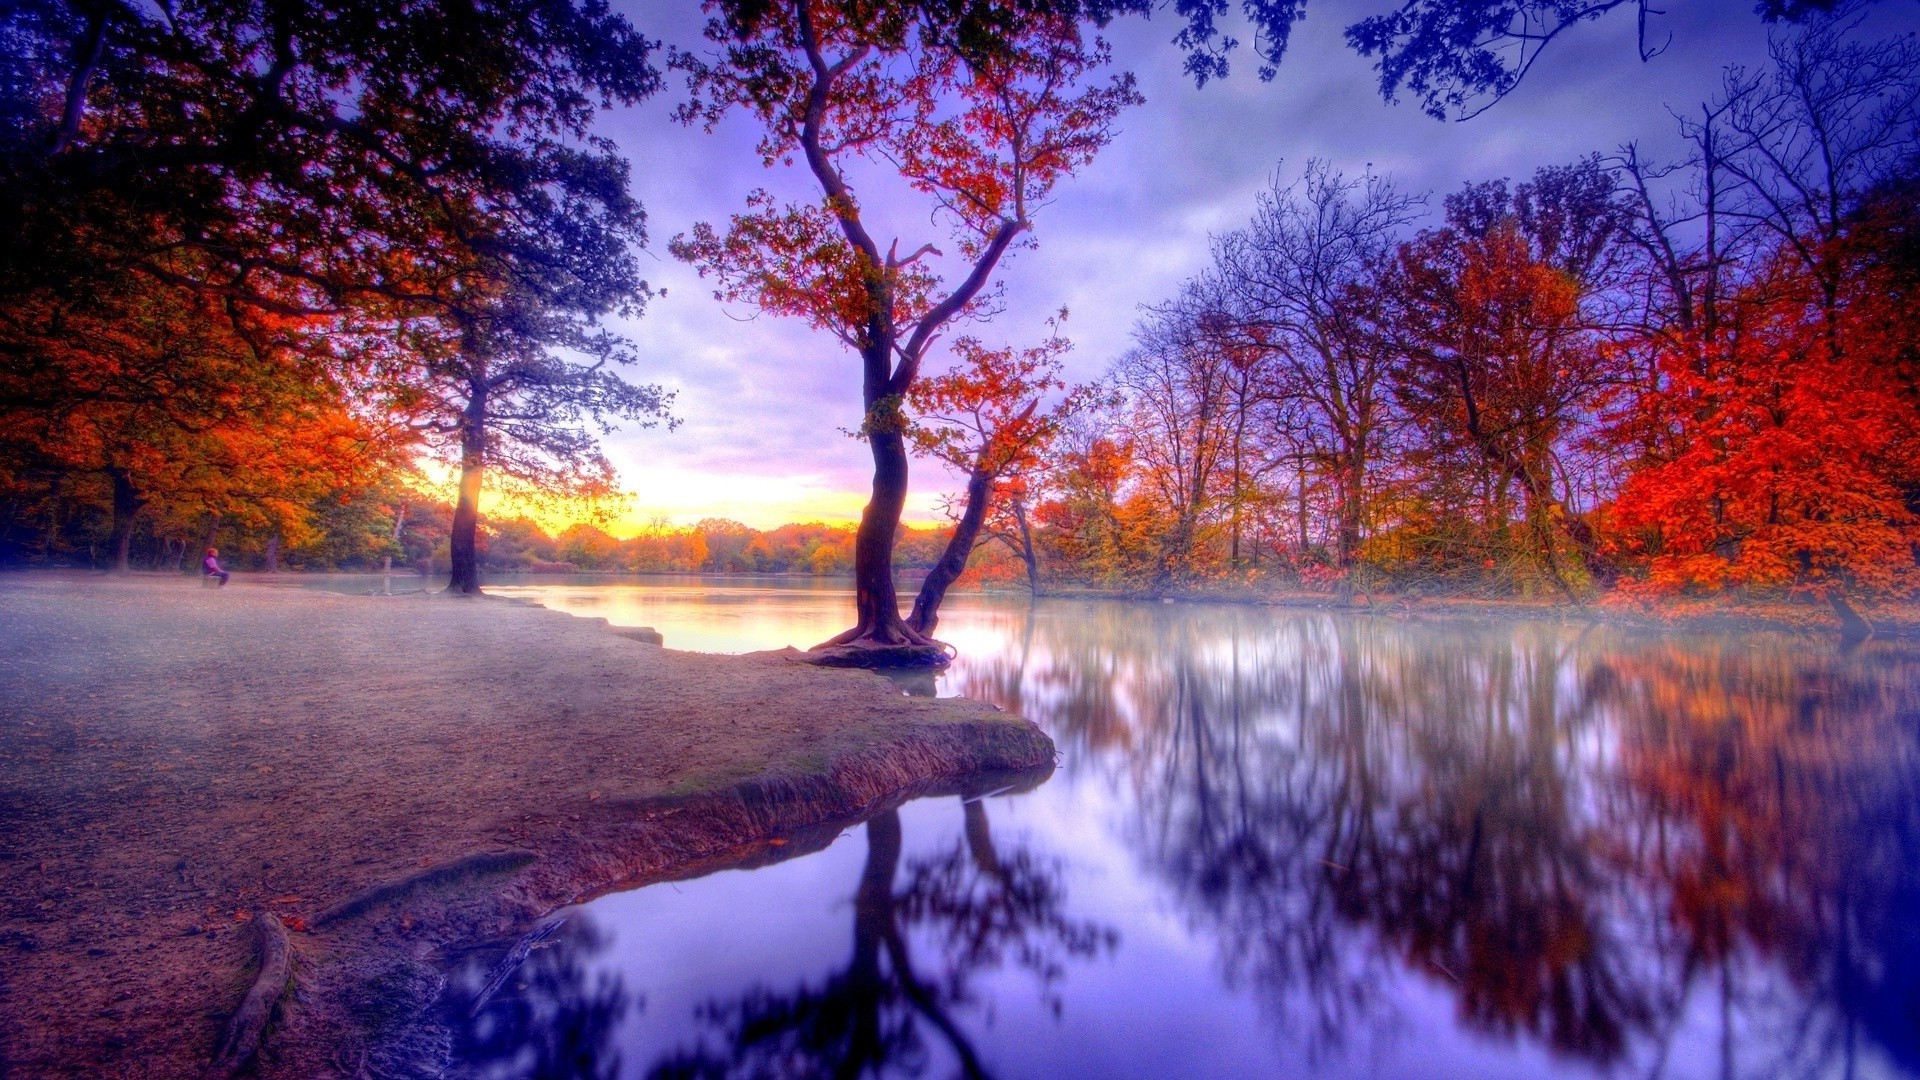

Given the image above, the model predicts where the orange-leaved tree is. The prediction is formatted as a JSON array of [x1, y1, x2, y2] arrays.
[[1384, 161, 1627, 601], [671, 0, 1139, 666], [905, 319, 1101, 632], [1609, 252, 1920, 615]]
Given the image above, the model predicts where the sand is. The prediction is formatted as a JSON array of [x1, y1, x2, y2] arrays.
[[0, 573, 1053, 1077]]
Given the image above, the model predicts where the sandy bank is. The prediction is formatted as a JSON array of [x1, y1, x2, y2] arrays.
[[0, 573, 1054, 1077]]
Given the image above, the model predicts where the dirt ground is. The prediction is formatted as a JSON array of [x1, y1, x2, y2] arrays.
[[0, 573, 1052, 1078]]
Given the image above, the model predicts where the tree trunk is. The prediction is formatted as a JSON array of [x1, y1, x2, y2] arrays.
[[812, 423, 946, 664], [1516, 458, 1580, 604], [263, 533, 280, 574], [105, 466, 142, 573], [852, 428, 909, 636], [1337, 452, 1365, 569], [1295, 468, 1309, 556], [962, 799, 1004, 881], [42, 473, 64, 562], [448, 386, 486, 596], [1012, 495, 1040, 596], [1830, 592, 1873, 643], [907, 466, 993, 636], [382, 503, 407, 596]]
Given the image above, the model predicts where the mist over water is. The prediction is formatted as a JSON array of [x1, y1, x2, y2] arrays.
[[434, 578, 1920, 1079]]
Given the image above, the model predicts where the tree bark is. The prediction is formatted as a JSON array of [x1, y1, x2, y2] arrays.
[[448, 385, 486, 596], [382, 503, 407, 596], [264, 532, 280, 573], [907, 466, 993, 636], [812, 406, 947, 663], [1012, 495, 1040, 596], [105, 466, 142, 573], [852, 428, 912, 636], [1336, 452, 1365, 569]]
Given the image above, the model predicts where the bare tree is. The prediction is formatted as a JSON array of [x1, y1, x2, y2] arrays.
[[1214, 161, 1420, 574]]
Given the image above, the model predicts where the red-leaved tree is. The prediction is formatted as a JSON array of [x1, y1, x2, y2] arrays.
[[672, 0, 1138, 665], [1609, 254, 1920, 616]]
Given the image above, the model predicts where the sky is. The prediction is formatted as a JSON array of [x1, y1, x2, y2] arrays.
[[562, 0, 1920, 535]]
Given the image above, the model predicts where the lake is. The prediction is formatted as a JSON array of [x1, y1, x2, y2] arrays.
[[417, 577, 1919, 1079]]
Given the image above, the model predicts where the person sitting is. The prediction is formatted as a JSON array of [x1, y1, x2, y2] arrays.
[[202, 547, 230, 587]]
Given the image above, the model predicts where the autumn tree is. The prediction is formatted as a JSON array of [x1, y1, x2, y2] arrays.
[[904, 320, 1099, 633], [1602, 11, 1920, 628], [1109, 279, 1252, 586], [0, 273, 387, 571], [672, 0, 1139, 665], [2, 0, 673, 585], [1609, 258, 1920, 618], [1032, 414, 1136, 585], [1382, 159, 1627, 600]]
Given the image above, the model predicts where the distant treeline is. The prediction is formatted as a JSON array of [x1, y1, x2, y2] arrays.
[[0, 495, 987, 580]]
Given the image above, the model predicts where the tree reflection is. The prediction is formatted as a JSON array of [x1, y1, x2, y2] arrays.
[[447, 916, 631, 1080], [950, 605, 1920, 1075], [646, 799, 1115, 1079]]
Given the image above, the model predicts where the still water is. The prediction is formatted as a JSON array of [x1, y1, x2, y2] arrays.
[[442, 577, 1918, 1079]]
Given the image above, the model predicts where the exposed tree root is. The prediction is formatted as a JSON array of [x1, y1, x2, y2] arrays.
[[206, 912, 292, 1080], [803, 639, 956, 670], [809, 616, 956, 669]]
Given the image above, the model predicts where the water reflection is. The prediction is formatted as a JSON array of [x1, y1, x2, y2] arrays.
[[946, 608, 1920, 1076], [647, 799, 1115, 1079], [447, 916, 631, 1080], [447, 792, 1113, 1080], [455, 583, 1920, 1078]]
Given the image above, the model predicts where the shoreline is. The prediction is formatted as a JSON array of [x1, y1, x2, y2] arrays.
[[27, 566, 1915, 641], [0, 575, 1054, 1078]]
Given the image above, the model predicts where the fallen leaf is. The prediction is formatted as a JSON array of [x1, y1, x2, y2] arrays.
[[270, 895, 303, 905]]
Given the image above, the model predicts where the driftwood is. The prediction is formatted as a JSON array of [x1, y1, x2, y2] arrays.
[[206, 913, 292, 1079], [466, 917, 566, 1019]]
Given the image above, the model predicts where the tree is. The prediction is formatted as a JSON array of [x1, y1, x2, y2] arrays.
[[1383, 159, 1627, 600], [904, 320, 1099, 634], [672, 0, 1139, 665], [392, 300, 676, 595], [1608, 253, 1920, 619], [1342, 0, 1859, 120], [1031, 414, 1136, 585], [1602, 12, 1920, 627], [1213, 161, 1420, 575], [0, 271, 391, 572], [2, 0, 674, 588], [1111, 282, 1245, 586]]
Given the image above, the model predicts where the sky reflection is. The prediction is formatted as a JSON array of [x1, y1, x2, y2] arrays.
[[450, 583, 1920, 1079]]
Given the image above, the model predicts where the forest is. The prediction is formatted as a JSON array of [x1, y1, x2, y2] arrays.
[[3, 0, 1916, 631]]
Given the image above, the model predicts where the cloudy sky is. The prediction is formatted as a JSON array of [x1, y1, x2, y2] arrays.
[[570, 0, 1918, 533]]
